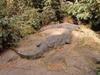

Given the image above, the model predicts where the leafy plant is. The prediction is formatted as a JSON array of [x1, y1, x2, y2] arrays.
[[0, 8, 42, 49], [42, 6, 57, 25], [0, 18, 20, 49], [96, 67, 100, 75], [61, 0, 100, 28], [20, 8, 42, 29]]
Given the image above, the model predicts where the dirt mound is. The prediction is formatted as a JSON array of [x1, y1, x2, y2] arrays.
[[0, 23, 100, 75]]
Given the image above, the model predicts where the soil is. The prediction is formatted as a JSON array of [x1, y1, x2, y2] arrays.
[[0, 23, 100, 75]]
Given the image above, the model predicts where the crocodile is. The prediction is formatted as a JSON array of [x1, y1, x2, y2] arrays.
[[11, 23, 80, 59]]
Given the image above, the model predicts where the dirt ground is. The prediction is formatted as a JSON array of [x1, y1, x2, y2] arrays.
[[0, 44, 99, 75], [0, 24, 100, 75]]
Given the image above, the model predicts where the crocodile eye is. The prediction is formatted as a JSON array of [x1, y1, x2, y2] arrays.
[[36, 43, 41, 47], [96, 61, 100, 64]]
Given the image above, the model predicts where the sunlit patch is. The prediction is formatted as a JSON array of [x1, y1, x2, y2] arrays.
[[47, 61, 66, 71], [42, 28, 68, 36]]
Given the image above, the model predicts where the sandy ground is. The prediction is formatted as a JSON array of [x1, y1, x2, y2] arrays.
[[0, 24, 100, 75]]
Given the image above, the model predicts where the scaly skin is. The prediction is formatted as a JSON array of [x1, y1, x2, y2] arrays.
[[11, 23, 80, 59]]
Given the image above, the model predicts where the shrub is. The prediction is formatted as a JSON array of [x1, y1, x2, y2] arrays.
[[0, 18, 20, 49], [20, 8, 42, 29], [0, 0, 33, 17], [0, 8, 42, 49], [96, 67, 100, 75], [42, 6, 57, 25], [0, 0, 6, 18], [61, 0, 100, 28]]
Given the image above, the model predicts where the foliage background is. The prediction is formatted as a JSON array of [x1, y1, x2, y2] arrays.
[[0, 0, 100, 49]]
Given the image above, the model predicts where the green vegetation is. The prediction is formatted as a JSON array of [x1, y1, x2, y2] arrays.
[[96, 68, 100, 75], [0, 0, 100, 49], [0, 8, 41, 49], [61, 0, 100, 30]]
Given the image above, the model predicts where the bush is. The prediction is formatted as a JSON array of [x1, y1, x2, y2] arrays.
[[20, 8, 42, 29], [0, 8, 42, 49], [96, 67, 100, 75], [0, 0, 33, 17], [42, 6, 57, 25], [61, 0, 100, 28], [0, 18, 20, 49], [0, 0, 6, 18]]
